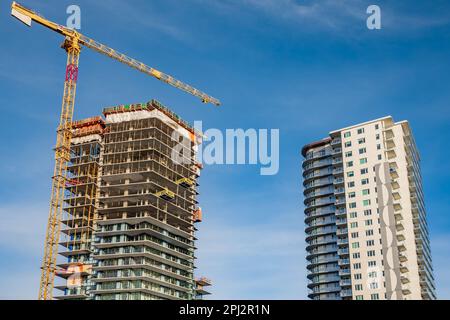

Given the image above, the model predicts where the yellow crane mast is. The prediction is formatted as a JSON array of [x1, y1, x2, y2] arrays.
[[11, 1, 220, 300]]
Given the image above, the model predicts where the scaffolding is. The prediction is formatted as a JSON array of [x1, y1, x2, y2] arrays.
[[55, 117, 105, 299], [52, 101, 210, 300]]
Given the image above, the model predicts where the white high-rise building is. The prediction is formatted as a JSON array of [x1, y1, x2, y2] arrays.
[[302, 116, 436, 300]]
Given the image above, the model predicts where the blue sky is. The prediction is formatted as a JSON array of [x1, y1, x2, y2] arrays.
[[0, 0, 449, 299]]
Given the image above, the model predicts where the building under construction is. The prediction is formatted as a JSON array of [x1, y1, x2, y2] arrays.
[[54, 99, 210, 300]]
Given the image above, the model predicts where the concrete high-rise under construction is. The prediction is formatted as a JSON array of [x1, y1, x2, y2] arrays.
[[55, 99, 210, 300], [301, 116, 436, 300]]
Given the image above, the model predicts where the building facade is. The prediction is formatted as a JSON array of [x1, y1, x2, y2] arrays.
[[302, 116, 436, 300], [55, 100, 210, 300]]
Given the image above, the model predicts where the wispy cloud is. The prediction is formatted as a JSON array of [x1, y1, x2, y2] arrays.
[[89, 0, 189, 43], [200, 0, 450, 34]]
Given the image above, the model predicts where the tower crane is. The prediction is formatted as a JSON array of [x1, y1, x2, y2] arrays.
[[11, 1, 220, 300]]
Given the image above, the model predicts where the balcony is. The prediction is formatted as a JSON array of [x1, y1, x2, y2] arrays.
[[332, 158, 343, 165], [383, 128, 394, 140], [306, 227, 337, 239], [392, 191, 401, 201], [307, 265, 339, 277], [401, 275, 410, 284], [306, 237, 337, 249], [396, 232, 406, 242], [306, 217, 336, 229], [338, 258, 350, 266], [55, 287, 90, 300], [337, 248, 349, 256], [332, 148, 342, 155], [307, 246, 338, 258], [339, 279, 352, 287], [305, 198, 335, 209], [303, 159, 333, 171], [398, 241, 406, 252], [308, 275, 341, 287], [339, 268, 351, 276], [402, 284, 411, 295], [340, 289, 352, 298], [395, 221, 404, 232], [304, 170, 334, 182], [393, 202, 402, 212], [400, 263, 409, 273], [336, 209, 347, 217], [331, 138, 341, 145], [336, 218, 347, 226], [399, 252, 408, 262], [305, 208, 336, 221], [389, 167, 399, 179], [309, 256, 339, 266], [385, 139, 396, 150], [337, 238, 349, 246], [385, 149, 397, 160], [391, 180, 400, 190], [395, 211, 403, 222]]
